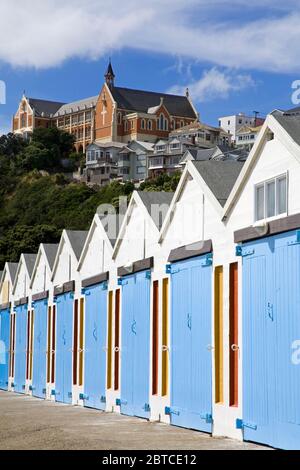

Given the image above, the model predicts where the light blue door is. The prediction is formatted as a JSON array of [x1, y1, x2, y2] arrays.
[[0, 308, 10, 390], [55, 293, 73, 404], [120, 270, 151, 418], [242, 230, 300, 450], [32, 299, 48, 399], [14, 304, 28, 394], [83, 282, 108, 410], [169, 255, 212, 432], [242, 239, 275, 447]]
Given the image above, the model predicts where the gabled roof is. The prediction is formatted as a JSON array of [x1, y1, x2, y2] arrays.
[[112, 190, 174, 258], [5, 263, 18, 285], [54, 96, 98, 116], [30, 244, 59, 289], [43, 244, 59, 270], [137, 191, 174, 230], [222, 111, 300, 219], [77, 214, 117, 271], [271, 110, 300, 147], [23, 254, 38, 278], [51, 230, 88, 281], [110, 87, 197, 118], [65, 231, 88, 261], [0, 262, 19, 294], [191, 161, 244, 207], [28, 98, 66, 117], [12, 254, 37, 295]]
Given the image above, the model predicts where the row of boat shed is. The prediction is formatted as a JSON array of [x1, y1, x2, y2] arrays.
[[1, 110, 300, 449]]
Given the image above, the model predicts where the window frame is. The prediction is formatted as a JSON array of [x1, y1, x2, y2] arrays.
[[254, 172, 288, 222]]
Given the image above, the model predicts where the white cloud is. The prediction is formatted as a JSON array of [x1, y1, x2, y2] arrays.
[[0, 0, 300, 72], [169, 67, 255, 102]]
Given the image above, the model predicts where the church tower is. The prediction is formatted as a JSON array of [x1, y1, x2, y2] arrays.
[[105, 60, 115, 89]]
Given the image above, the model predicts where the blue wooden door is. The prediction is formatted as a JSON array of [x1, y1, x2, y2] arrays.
[[14, 304, 28, 394], [0, 308, 10, 390], [272, 232, 300, 449], [120, 271, 151, 418], [83, 282, 108, 410], [242, 230, 300, 450], [32, 299, 48, 399], [55, 293, 73, 404], [242, 239, 275, 447], [169, 255, 213, 432]]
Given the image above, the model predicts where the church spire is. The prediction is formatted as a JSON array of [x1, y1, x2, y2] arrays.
[[105, 59, 115, 88]]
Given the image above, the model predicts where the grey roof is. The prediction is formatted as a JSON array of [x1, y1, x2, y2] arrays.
[[28, 98, 66, 117], [188, 148, 217, 161], [42, 244, 59, 270], [111, 87, 197, 118], [138, 191, 174, 229], [54, 96, 98, 116], [23, 254, 38, 278], [271, 110, 300, 147], [65, 231, 88, 260], [192, 161, 244, 207], [6, 263, 18, 284]]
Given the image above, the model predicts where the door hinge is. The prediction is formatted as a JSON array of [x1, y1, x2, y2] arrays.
[[79, 393, 89, 401], [116, 398, 127, 406], [42, 388, 46, 395], [288, 230, 300, 246], [81, 288, 91, 296], [145, 271, 151, 280], [165, 406, 180, 416], [100, 395, 106, 403], [68, 392, 73, 399], [200, 413, 213, 423], [51, 389, 56, 396], [236, 418, 257, 430], [118, 278, 128, 286], [101, 282, 108, 291], [236, 245, 255, 257], [201, 253, 213, 267], [143, 403, 151, 412], [29, 385, 35, 391], [166, 265, 180, 275]]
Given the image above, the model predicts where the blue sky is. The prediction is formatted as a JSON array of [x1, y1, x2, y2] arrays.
[[1, 0, 300, 135]]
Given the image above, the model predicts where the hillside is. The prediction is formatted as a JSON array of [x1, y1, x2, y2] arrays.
[[0, 130, 180, 269]]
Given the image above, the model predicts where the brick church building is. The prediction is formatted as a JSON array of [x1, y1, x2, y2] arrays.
[[12, 62, 198, 153]]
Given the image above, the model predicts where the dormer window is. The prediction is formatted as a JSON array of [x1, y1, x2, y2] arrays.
[[255, 174, 287, 221]]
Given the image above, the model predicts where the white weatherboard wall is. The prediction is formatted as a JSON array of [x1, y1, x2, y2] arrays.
[[112, 195, 162, 420], [78, 215, 117, 411]]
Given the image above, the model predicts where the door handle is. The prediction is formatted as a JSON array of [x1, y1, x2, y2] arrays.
[[114, 347, 120, 352], [131, 320, 137, 335], [207, 344, 214, 351], [162, 345, 169, 352], [267, 302, 274, 321], [231, 344, 239, 352], [187, 313, 192, 330]]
